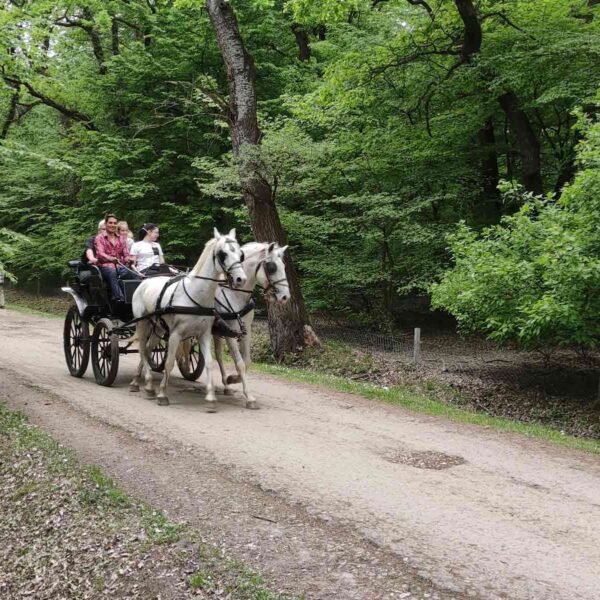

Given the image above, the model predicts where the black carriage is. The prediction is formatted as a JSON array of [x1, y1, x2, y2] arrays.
[[62, 261, 204, 386]]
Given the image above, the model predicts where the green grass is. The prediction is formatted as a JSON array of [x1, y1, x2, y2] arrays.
[[189, 553, 289, 599], [140, 506, 185, 545], [5, 300, 64, 319], [79, 465, 131, 509], [5, 288, 68, 318], [251, 362, 600, 455]]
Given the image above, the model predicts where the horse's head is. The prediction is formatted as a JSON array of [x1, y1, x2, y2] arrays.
[[213, 228, 247, 288], [257, 242, 290, 306]]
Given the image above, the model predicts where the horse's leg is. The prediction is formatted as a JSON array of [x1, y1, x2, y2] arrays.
[[240, 318, 252, 370], [156, 330, 182, 406], [225, 334, 241, 385], [130, 321, 149, 393], [228, 336, 257, 409], [201, 330, 217, 412], [142, 329, 157, 397], [227, 317, 252, 385], [214, 335, 232, 394]]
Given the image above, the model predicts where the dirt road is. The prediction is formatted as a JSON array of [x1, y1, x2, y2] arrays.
[[1, 309, 599, 599]]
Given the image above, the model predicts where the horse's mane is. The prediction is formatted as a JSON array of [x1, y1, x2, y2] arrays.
[[242, 241, 269, 259], [190, 237, 219, 276]]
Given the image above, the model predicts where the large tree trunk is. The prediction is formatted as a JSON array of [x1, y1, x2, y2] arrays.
[[453, 0, 543, 195], [206, 0, 318, 359], [498, 91, 543, 195]]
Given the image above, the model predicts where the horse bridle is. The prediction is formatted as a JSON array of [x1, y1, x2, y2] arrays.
[[255, 257, 289, 297], [213, 240, 245, 287]]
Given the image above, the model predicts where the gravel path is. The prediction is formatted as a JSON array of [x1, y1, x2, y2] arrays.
[[1, 308, 600, 599]]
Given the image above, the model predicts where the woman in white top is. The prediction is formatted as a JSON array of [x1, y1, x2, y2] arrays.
[[130, 223, 165, 276]]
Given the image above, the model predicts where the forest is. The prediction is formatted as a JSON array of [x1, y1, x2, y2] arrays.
[[1, 0, 599, 356]]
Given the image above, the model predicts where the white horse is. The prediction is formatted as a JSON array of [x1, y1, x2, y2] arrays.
[[129, 228, 246, 410], [213, 241, 290, 409]]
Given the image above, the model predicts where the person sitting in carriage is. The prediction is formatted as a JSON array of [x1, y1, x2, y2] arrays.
[[81, 219, 106, 266], [94, 213, 139, 302], [130, 223, 169, 276]]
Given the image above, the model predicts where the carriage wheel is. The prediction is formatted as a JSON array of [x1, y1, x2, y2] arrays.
[[148, 338, 167, 373], [177, 338, 205, 381], [91, 318, 119, 386], [63, 305, 90, 378]]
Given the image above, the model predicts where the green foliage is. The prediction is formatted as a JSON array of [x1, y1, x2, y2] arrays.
[[431, 118, 600, 350], [0, 227, 29, 282], [0, 0, 599, 329]]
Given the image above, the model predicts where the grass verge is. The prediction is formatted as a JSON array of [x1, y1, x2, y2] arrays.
[[251, 362, 600, 455], [4, 287, 69, 318], [0, 402, 291, 599]]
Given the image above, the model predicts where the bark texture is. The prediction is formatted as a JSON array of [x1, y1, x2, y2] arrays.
[[206, 0, 318, 358]]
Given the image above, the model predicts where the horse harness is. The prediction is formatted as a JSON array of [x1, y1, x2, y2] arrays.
[[130, 249, 284, 340], [148, 244, 255, 338]]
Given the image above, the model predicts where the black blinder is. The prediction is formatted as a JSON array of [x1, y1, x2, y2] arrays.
[[240, 251, 245, 263], [265, 261, 277, 275], [217, 249, 227, 265]]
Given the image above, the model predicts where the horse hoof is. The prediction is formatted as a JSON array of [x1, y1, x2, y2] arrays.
[[129, 384, 140, 392], [206, 402, 217, 413], [246, 400, 259, 410], [145, 389, 156, 398], [224, 387, 235, 396], [157, 397, 169, 406]]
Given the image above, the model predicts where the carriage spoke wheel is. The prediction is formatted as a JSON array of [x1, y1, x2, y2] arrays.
[[177, 337, 205, 381], [148, 338, 167, 373], [63, 306, 90, 378], [91, 318, 119, 386]]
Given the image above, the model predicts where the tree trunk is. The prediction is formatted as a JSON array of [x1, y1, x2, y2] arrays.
[[451, 0, 543, 196], [292, 24, 310, 61], [81, 9, 107, 74], [111, 18, 120, 55], [454, 0, 482, 60], [0, 87, 19, 140], [475, 118, 502, 224], [498, 91, 543, 195], [205, 0, 318, 359]]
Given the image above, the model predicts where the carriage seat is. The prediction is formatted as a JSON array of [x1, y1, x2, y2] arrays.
[[66, 260, 109, 301]]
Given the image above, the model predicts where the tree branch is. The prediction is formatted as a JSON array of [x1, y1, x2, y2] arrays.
[[2, 75, 97, 130], [55, 9, 107, 74], [406, 0, 434, 20], [481, 12, 536, 41]]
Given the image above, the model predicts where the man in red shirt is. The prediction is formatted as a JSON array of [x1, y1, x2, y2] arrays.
[[95, 213, 136, 302]]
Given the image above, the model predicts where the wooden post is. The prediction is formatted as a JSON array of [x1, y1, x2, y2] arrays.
[[413, 327, 421, 367]]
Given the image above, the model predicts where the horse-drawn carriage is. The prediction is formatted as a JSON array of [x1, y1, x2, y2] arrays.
[[62, 261, 204, 387], [61, 230, 289, 410]]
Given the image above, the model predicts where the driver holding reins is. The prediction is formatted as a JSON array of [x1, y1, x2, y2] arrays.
[[94, 213, 138, 302]]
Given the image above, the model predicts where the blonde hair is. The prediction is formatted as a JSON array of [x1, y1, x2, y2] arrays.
[[117, 221, 133, 238]]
